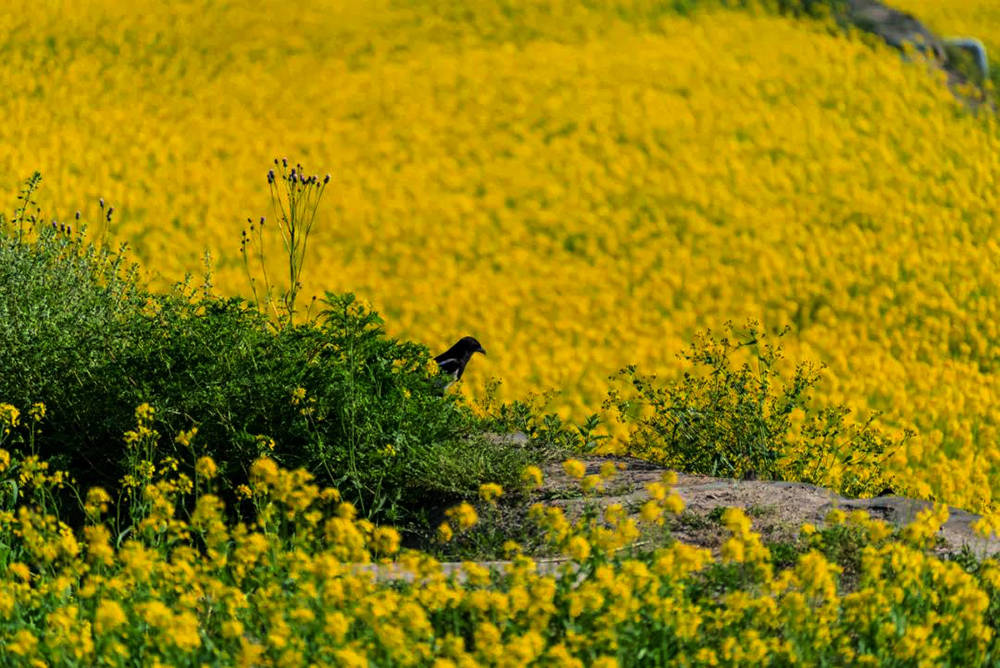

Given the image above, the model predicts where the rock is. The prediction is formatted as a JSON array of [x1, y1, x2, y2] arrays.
[[841, 0, 992, 106], [827, 495, 1000, 555], [481, 431, 530, 447], [540, 457, 1000, 557], [846, 0, 944, 60]]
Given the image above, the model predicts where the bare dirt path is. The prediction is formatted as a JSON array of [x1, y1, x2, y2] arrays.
[[366, 456, 998, 583], [539, 456, 1000, 557]]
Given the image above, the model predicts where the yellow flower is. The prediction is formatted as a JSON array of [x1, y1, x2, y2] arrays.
[[502, 540, 522, 557], [567, 536, 591, 562], [436, 522, 454, 543], [334, 647, 369, 668], [972, 514, 1000, 539], [825, 509, 847, 526], [474, 622, 503, 662], [7, 629, 37, 656], [94, 599, 127, 634], [254, 434, 277, 452], [722, 538, 746, 563], [27, 402, 45, 422], [694, 648, 719, 665], [646, 481, 667, 501], [371, 526, 401, 555], [134, 403, 154, 423], [639, 500, 663, 524], [663, 493, 685, 515], [337, 501, 358, 520], [324, 611, 350, 640], [174, 427, 198, 448], [521, 465, 544, 489], [722, 507, 753, 536], [562, 459, 586, 479], [2, 0, 1000, 514], [795, 550, 841, 601], [545, 644, 583, 668], [139, 600, 173, 630], [507, 630, 545, 664], [83, 525, 114, 566], [250, 457, 279, 486], [580, 474, 602, 493], [445, 502, 479, 530], [0, 404, 20, 428], [478, 482, 503, 503], [4, 5, 1000, 664], [221, 620, 245, 640], [9, 562, 30, 581], [195, 456, 218, 480], [85, 487, 112, 518]]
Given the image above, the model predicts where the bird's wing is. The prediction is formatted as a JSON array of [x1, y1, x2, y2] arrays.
[[436, 357, 463, 378]]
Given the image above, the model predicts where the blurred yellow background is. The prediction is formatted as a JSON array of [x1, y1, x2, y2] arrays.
[[2, 0, 999, 508]]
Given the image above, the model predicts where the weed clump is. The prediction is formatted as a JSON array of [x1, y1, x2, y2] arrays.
[[607, 321, 907, 497]]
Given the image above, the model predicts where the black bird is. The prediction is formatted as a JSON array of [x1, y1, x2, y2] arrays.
[[434, 336, 486, 384]]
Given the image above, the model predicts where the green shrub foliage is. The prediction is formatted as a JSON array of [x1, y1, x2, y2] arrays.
[[0, 176, 543, 524]]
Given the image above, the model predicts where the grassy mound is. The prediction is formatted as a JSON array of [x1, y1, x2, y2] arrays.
[[0, 179, 561, 526]]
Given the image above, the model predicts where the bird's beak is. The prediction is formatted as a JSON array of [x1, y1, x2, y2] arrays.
[[478, 347, 487, 356]]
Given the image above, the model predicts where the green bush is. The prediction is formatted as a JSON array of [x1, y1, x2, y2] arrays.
[[0, 176, 143, 446], [0, 175, 549, 525], [606, 321, 905, 496]]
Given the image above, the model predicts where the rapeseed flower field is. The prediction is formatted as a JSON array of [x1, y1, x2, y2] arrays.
[[3, 1, 1000, 662], [2, 407, 1000, 666], [4, 0, 1000, 511]]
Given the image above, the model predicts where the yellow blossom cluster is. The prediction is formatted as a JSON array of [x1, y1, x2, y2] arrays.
[[2, 433, 1000, 665], [2, 4, 999, 510]]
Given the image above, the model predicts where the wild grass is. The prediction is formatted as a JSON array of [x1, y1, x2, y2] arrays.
[[0, 177, 573, 530]]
